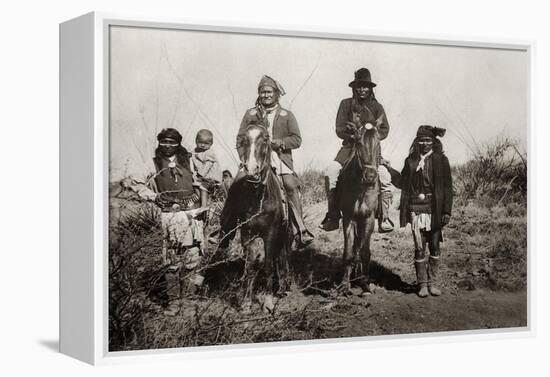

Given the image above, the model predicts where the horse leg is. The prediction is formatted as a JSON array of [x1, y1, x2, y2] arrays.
[[262, 231, 276, 295], [261, 230, 281, 313], [352, 218, 364, 280], [340, 217, 354, 295], [241, 228, 255, 312], [358, 214, 376, 294], [276, 227, 292, 296]]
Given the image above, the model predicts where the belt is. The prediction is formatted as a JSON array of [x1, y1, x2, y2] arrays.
[[160, 196, 200, 213], [411, 192, 432, 205]]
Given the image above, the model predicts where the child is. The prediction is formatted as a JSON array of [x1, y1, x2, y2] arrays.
[[191, 129, 222, 206], [398, 125, 453, 298]]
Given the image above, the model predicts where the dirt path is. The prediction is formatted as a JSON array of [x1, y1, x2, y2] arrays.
[[281, 201, 528, 337]]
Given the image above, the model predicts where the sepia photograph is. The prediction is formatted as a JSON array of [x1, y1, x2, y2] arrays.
[[108, 25, 528, 352]]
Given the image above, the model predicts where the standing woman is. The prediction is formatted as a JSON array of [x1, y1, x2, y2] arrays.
[[399, 125, 453, 297]]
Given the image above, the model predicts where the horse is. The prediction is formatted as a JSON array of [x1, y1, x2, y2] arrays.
[[336, 123, 381, 295], [218, 124, 291, 311]]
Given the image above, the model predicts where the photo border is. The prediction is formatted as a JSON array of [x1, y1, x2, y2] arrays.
[[89, 12, 534, 365]]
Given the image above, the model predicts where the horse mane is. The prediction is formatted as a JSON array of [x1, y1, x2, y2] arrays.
[[339, 152, 363, 186], [340, 127, 380, 184]]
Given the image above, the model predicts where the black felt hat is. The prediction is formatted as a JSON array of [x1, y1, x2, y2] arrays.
[[349, 68, 377, 88]]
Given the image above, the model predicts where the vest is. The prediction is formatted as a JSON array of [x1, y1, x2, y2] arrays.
[[153, 156, 194, 204]]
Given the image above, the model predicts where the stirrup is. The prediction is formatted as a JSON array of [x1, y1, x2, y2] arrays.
[[378, 218, 394, 233], [296, 230, 314, 247]]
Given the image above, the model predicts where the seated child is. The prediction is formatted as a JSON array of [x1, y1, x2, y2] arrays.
[[191, 129, 222, 206]]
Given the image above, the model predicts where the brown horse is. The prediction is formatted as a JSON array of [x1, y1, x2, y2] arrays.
[[337, 123, 381, 295], [218, 124, 291, 310]]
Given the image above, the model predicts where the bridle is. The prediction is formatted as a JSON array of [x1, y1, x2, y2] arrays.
[[242, 124, 272, 185], [348, 125, 380, 188]]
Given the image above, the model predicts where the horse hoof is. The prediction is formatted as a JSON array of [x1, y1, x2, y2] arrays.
[[361, 289, 375, 297], [241, 300, 253, 314], [363, 283, 376, 295], [262, 294, 275, 314]]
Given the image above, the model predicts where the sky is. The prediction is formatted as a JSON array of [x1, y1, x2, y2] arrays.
[[109, 26, 528, 181]]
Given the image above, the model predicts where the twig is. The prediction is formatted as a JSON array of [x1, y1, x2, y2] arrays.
[[289, 53, 322, 109]]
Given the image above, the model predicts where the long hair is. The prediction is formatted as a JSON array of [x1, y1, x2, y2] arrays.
[[352, 87, 376, 102]]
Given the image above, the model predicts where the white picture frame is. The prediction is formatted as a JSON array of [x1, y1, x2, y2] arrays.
[[60, 11, 533, 365]]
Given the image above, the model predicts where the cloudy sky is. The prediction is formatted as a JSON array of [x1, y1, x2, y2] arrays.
[[109, 25, 528, 181]]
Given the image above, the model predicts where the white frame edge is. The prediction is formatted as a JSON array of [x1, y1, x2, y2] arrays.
[[59, 11, 535, 365]]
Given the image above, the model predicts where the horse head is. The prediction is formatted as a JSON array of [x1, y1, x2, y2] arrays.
[[241, 123, 271, 183], [352, 123, 381, 187]]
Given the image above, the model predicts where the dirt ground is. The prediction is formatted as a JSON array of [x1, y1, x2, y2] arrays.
[[109, 190, 527, 350], [271, 200, 528, 338]]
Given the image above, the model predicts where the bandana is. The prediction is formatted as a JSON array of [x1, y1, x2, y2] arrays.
[[157, 128, 183, 144], [416, 149, 433, 172], [258, 75, 286, 96]]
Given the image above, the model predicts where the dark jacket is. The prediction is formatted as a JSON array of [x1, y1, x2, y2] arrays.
[[398, 152, 453, 230], [236, 106, 302, 170], [334, 97, 390, 164]]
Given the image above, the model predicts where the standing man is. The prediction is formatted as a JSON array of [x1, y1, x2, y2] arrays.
[[320, 68, 394, 232], [398, 125, 453, 297], [235, 75, 314, 247]]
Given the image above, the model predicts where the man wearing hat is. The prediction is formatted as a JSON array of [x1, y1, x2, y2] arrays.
[[235, 75, 314, 247], [320, 68, 394, 233], [398, 125, 453, 297]]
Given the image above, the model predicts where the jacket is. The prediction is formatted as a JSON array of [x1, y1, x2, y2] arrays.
[[236, 106, 302, 170], [398, 151, 453, 230], [334, 97, 389, 165]]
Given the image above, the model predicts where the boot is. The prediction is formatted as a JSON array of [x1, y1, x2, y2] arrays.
[[320, 188, 340, 231], [378, 191, 394, 233], [415, 258, 429, 298], [428, 255, 442, 296]]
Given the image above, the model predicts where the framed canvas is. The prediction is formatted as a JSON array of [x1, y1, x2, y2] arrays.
[[60, 12, 533, 365]]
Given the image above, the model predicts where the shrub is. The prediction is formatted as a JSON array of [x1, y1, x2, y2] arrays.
[[453, 137, 526, 206], [298, 163, 326, 207], [109, 201, 164, 351]]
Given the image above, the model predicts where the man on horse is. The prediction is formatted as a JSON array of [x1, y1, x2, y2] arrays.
[[235, 75, 314, 248], [320, 68, 394, 233]]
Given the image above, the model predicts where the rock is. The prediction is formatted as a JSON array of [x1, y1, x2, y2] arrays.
[[457, 279, 476, 291]]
